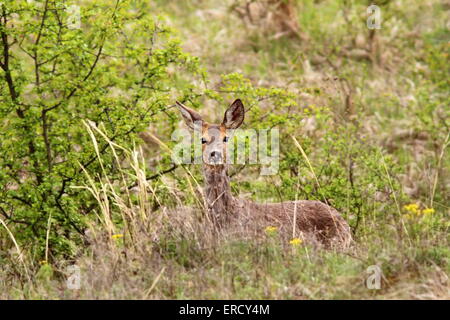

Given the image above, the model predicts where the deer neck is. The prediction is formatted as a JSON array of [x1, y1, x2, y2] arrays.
[[203, 164, 236, 219]]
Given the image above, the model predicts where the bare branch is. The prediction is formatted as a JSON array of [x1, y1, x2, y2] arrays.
[[128, 164, 179, 190]]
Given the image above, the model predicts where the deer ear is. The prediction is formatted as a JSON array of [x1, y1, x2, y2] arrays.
[[223, 99, 245, 129], [176, 101, 203, 130]]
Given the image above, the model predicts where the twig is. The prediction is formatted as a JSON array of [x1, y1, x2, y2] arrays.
[[128, 164, 178, 190]]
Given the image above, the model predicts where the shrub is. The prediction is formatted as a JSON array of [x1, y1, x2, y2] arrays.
[[0, 0, 201, 256]]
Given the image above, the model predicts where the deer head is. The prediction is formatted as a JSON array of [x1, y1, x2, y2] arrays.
[[176, 99, 245, 166]]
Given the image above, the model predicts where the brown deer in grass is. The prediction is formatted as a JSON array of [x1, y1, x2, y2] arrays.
[[176, 99, 353, 248]]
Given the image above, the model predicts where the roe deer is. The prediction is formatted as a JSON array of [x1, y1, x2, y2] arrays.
[[176, 99, 353, 248]]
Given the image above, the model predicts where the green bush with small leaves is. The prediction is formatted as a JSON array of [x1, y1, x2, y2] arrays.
[[0, 0, 203, 256]]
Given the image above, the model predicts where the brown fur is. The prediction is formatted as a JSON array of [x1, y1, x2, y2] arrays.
[[203, 164, 353, 248]]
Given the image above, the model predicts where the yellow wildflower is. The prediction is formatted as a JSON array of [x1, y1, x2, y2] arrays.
[[112, 234, 123, 239], [289, 238, 303, 246], [403, 203, 420, 214], [265, 226, 278, 235], [39, 260, 48, 265], [422, 208, 435, 215]]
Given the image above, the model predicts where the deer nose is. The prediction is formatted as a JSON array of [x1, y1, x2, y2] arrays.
[[209, 151, 222, 162]]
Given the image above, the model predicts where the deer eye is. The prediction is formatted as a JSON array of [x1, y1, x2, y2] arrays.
[[223, 136, 229, 142], [201, 138, 207, 144]]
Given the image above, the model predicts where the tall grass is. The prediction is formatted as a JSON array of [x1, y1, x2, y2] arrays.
[[1, 112, 447, 299]]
